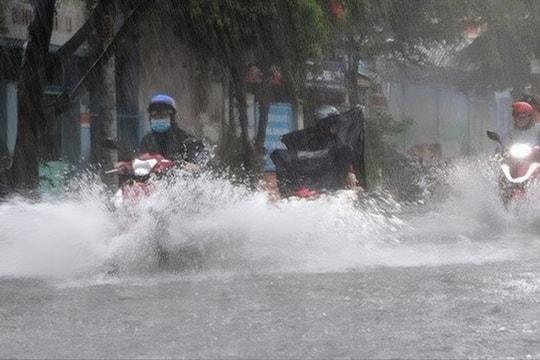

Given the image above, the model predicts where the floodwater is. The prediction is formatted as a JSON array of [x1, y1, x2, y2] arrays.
[[2, 159, 540, 359]]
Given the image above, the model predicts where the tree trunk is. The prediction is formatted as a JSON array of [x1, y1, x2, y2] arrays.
[[230, 64, 255, 176], [51, 0, 152, 115], [9, 0, 56, 193], [252, 69, 272, 176], [88, 2, 117, 172]]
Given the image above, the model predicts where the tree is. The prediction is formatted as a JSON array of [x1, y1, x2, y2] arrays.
[[10, 0, 529, 194], [7, 0, 153, 193], [331, 1, 540, 96], [10, 0, 56, 192], [81, 0, 153, 169], [164, 0, 329, 183], [455, 0, 533, 94], [311, 1, 468, 186], [160, 0, 478, 186], [321, 0, 466, 104]]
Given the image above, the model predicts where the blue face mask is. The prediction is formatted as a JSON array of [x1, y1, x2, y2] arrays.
[[150, 118, 171, 133]]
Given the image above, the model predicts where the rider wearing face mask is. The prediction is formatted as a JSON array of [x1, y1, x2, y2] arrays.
[[501, 101, 540, 149], [139, 94, 203, 165]]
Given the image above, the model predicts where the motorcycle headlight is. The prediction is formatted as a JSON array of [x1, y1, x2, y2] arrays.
[[132, 158, 158, 176], [508, 144, 533, 159]]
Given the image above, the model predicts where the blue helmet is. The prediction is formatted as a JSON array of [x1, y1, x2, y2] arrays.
[[148, 94, 177, 114]]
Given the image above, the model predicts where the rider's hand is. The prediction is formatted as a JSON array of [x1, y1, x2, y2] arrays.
[[494, 152, 504, 162], [181, 161, 200, 173], [345, 172, 358, 190], [113, 161, 130, 173]]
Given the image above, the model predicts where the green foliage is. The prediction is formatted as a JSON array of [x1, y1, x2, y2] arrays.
[[455, 0, 534, 93], [285, 0, 328, 60], [162, 0, 332, 174], [364, 110, 413, 186], [271, 0, 329, 100], [155, 0, 540, 180], [326, 0, 464, 62], [168, 0, 329, 75]]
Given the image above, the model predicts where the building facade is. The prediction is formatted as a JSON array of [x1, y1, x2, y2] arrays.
[[1, 0, 90, 165]]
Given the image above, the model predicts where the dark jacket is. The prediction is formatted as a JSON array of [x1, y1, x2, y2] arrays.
[[271, 131, 354, 194], [271, 107, 366, 195], [139, 123, 203, 163]]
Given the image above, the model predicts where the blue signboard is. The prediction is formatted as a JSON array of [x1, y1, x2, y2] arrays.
[[255, 102, 294, 171]]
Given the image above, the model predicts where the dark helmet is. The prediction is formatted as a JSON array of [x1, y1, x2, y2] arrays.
[[314, 105, 340, 132], [314, 105, 340, 122], [148, 94, 177, 114]]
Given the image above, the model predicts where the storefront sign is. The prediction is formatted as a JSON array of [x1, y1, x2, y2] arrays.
[[256, 103, 294, 171], [305, 60, 345, 92], [5, 0, 85, 46]]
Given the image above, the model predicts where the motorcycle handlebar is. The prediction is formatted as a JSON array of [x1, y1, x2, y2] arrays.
[[108, 157, 198, 176]]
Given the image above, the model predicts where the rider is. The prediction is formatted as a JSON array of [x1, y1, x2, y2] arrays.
[[312, 105, 358, 190], [139, 94, 203, 168], [520, 93, 540, 123], [501, 101, 540, 149], [114, 94, 203, 173]]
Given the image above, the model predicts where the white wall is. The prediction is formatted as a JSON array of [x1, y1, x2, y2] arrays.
[[437, 87, 469, 157], [137, 23, 226, 141], [385, 80, 510, 158]]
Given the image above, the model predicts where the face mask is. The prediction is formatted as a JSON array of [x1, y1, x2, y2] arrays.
[[150, 118, 171, 133]]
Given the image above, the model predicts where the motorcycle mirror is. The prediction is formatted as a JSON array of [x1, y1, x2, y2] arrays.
[[103, 137, 135, 160], [182, 138, 204, 161], [183, 138, 203, 152], [103, 137, 120, 150], [486, 130, 502, 144]]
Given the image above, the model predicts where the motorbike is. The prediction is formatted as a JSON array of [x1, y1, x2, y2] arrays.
[[103, 138, 204, 272], [270, 106, 366, 200], [103, 151, 178, 272], [486, 130, 540, 205], [106, 152, 176, 209], [103, 137, 199, 208]]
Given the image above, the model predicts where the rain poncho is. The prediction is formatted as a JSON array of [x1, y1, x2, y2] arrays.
[[270, 106, 366, 196]]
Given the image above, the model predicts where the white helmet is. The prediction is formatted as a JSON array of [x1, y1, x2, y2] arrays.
[[314, 105, 340, 122]]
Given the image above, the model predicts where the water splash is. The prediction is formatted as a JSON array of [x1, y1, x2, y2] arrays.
[[393, 156, 538, 266], [0, 157, 534, 280], [0, 197, 116, 278]]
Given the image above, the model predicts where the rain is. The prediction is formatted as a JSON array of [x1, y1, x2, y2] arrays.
[[2, 1, 540, 359]]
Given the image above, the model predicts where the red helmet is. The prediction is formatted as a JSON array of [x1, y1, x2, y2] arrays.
[[512, 101, 533, 116]]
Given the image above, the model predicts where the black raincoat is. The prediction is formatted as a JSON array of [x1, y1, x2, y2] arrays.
[[270, 106, 366, 196], [139, 123, 203, 163]]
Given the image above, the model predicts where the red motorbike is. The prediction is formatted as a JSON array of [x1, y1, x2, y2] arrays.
[[106, 152, 176, 209], [487, 130, 540, 205], [102, 136, 187, 271]]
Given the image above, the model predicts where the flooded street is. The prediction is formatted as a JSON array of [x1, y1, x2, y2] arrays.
[[3, 262, 540, 359], [4, 1, 540, 359], [2, 162, 540, 359]]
